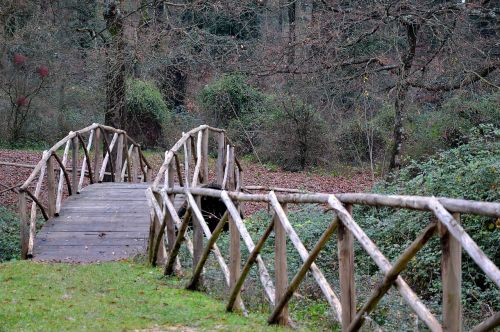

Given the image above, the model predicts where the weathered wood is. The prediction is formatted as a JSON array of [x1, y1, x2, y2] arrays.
[[227, 218, 275, 312], [71, 136, 79, 193], [93, 127, 102, 183], [19, 191, 29, 259], [121, 144, 134, 182], [164, 187, 500, 218], [216, 132, 225, 186], [27, 152, 47, 257], [269, 217, 340, 324], [440, 213, 462, 332], [220, 191, 276, 306], [428, 198, 500, 288], [77, 131, 94, 192], [187, 212, 229, 290], [327, 195, 442, 332], [270, 192, 343, 320], [23, 190, 49, 221], [114, 134, 124, 182], [274, 202, 289, 325], [55, 140, 71, 215], [164, 207, 192, 276], [186, 191, 232, 287], [174, 153, 184, 187], [347, 222, 437, 331], [132, 146, 139, 183], [470, 311, 500, 332], [46, 155, 56, 217], [221, 145, 232, 190], [0, 161, 36, 168], [201, 128, 209, 183], [183, 137, 191, 187], [191, 131, 203, 187], [100, 132, 117, 182], [338, 204, 356, 330], [32, 183, 162, 262]]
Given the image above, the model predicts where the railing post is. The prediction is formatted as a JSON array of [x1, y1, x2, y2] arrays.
[[93, 127, 101, 183], [132, 146, 139, 183], [115, 133, 124, 182], [153, 191, 166, 265], [216, 132, 225, 186], [46, 155, 56, 217], [201, 128, 209, 184], [338, 204, 356, 331], [71, 136, 79, 193], [274, 202, 289, 325], [165, 162, 179, 272], [227, 147, 241, 311], [19, 191, 29, 259], [440, 212, 462, 332]]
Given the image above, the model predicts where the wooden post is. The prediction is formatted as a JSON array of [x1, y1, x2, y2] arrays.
[[19, 191, 29, 259], [132, 146, 139, 183], [93, 127, 101, 183], [440, 213, 462, 332], [165, 162, 178, 272], [153, 191, 167, 265], [216, 132, 225, 186], [71, 136, 79, 193], [201, 128, 209, 184], [338, 204, 355, 331], [115, 134, 124, 182], [228, 147, 241, 311], [274, 202, 289, 325], [193, 194, 204, 277], [46, 156, 56, 217]]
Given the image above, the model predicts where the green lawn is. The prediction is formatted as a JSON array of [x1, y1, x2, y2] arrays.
[[0, 261, 284, 332]]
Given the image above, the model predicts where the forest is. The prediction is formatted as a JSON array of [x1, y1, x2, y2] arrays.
[[0, 1, 499, 331]]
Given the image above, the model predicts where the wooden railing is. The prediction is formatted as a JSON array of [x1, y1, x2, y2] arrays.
[[18, 123, 153, 259], [148, 125, 500, 331]]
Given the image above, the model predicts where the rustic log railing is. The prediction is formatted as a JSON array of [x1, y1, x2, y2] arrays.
[[148, 125, 500, 331], [18, 123, 153, 259]]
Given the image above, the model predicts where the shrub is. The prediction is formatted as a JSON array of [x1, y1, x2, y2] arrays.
[[198, 74, 271, 154], [258, 96, 329, 171], [355, 124, 500, 325], [0, 207, 20, 262], [125, 79, 171, 147]]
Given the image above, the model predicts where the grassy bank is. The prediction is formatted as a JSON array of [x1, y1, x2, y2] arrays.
[[0, 260, 283, 332]]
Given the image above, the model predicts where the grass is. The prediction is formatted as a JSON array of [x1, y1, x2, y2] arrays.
[[0, 260, 285, 332]]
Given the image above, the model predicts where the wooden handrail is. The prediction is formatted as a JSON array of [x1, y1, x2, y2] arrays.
[[147, 125, 500, 332], [51, 152, 72, 196]]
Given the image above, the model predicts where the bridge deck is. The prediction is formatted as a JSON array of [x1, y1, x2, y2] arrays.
[[33, 183, 184, 263]]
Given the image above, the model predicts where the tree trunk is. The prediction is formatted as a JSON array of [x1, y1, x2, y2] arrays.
[[389, 21, 419, 170]]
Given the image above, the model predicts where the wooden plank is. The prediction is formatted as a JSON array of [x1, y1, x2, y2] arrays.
[[274, 202, 289, 325], [36, 238, 147, 246], [338, 204, 356, 330], [440, 213, 462, 332]]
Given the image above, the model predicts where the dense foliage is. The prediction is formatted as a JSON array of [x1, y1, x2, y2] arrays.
[[125, 79, 171, 147], [0, 206, 20, 262]]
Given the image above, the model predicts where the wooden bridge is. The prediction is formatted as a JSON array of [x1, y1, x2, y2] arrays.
[[17, 124, 500, 331]]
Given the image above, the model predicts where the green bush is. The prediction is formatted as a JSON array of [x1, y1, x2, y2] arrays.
[[0, 207, 20, 262], [355, 124, 500, 325], [198, 74, 272, 153], [125, 79, 171, 147]]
